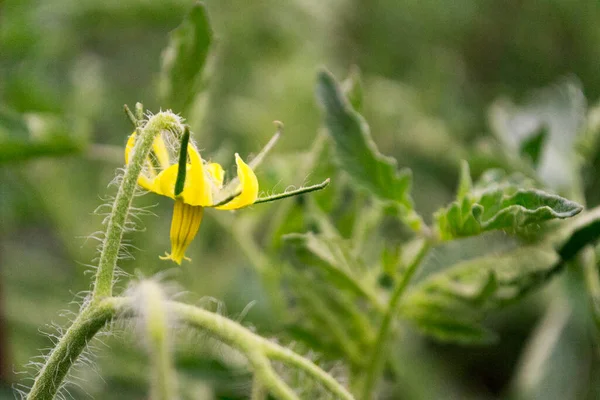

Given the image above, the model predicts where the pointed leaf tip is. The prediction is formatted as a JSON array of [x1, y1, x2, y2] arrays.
[[316, 69, 415, 216]]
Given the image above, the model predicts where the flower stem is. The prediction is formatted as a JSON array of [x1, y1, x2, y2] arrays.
[[26, 297, 126, 400], [359, 239, 431, 399], [167, 300, 354, 400], [92, 112, 183, 299]]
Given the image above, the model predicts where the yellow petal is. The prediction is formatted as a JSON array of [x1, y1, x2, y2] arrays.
[[207, 162, 225, 188], [155, 164, 180, 199], [125, 132, 137, 164], [160, 199, 204, 264], [215, 153, 258, 210], [184, 144, 213, 206], [125, 132, 159, 192], [152, 134, 171, 171]]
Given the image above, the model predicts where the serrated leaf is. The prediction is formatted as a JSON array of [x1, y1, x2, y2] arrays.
[[482, 190, 582, 229], [159, 2, 212, 114], [316, 69, 420, 229], [435, 164, 582, 240], [400, 246, 559, 344]]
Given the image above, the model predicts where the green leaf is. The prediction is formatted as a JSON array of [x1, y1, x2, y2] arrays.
[[159, 2, 213, 114], [283, 232, 377, 303], [283, 267, 375, 366], [400, 246, 560, 344], [341, 66, 363, 112], [435, 164, 582, 240], [556, 205, 600, 262], [401, 305, 498, 345], [519, 125, 547, 167], [315, 69, 420, 230]]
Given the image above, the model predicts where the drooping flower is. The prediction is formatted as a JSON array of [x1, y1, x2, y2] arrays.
[[125, 123, 328, 264]]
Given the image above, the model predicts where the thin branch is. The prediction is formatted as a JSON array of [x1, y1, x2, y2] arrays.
[[359, 239, 431, 399], [254, 179, 330, 205], [168, 300, 353, 400]]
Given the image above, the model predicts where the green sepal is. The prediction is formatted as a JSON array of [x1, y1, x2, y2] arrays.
[[174, 126, 190, 197]]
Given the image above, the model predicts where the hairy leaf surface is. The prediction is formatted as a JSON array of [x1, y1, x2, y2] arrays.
[[316, 70, 420, 229], [436, 165, 582, 240], [400, 246, 559, 344]]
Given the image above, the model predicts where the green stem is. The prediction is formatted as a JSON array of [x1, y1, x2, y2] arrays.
[[253, 179, 330, 204], [136, 281, 178, 400], [169, 301, 297, 399], [26, 297, 126, 400], [168, 300, 353, 400], [92, 112, 183, 299], [359, 239, 431, 399], [251, 378, 267, 400], [264, 343, 355, 400]]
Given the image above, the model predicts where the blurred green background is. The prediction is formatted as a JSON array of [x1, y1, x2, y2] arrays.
[[2, 0, 600, 398]]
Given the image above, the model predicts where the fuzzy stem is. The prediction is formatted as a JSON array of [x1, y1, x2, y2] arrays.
[[263, 342, 355, 400], [92, 112, 183, 299], [359, 239, 431, 399], [135, 281, 179, 400], [26, 297, 126, 400], [251, 378, 267, 400], [167, 301, 354, 400]]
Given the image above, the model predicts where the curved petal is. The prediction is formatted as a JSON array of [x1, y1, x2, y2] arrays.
[[215, 153, 258, 210], [138, 175, 158, 193], [152, 134, 171, 171], [159, 199, 204, 264], [126, 132, 160, 193], [125, 132, 137, 164], [183, 144, 213, 206], [154, 164, 179, 199], [207, 162, 225, 188]]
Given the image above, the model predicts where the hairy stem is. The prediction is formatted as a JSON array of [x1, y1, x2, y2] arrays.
[[167, 300, 354, 400], [169, 301, 297, 399], [135, 281, 178, 400], [27, 297, 126, 400], [251, 378, 267, 400], [92, 112, 183, 299], [264, 342, 355, 400], [359, 239, 431, 399]]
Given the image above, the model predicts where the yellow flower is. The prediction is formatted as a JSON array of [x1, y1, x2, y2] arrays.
[[125, 130, 259, 264]]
